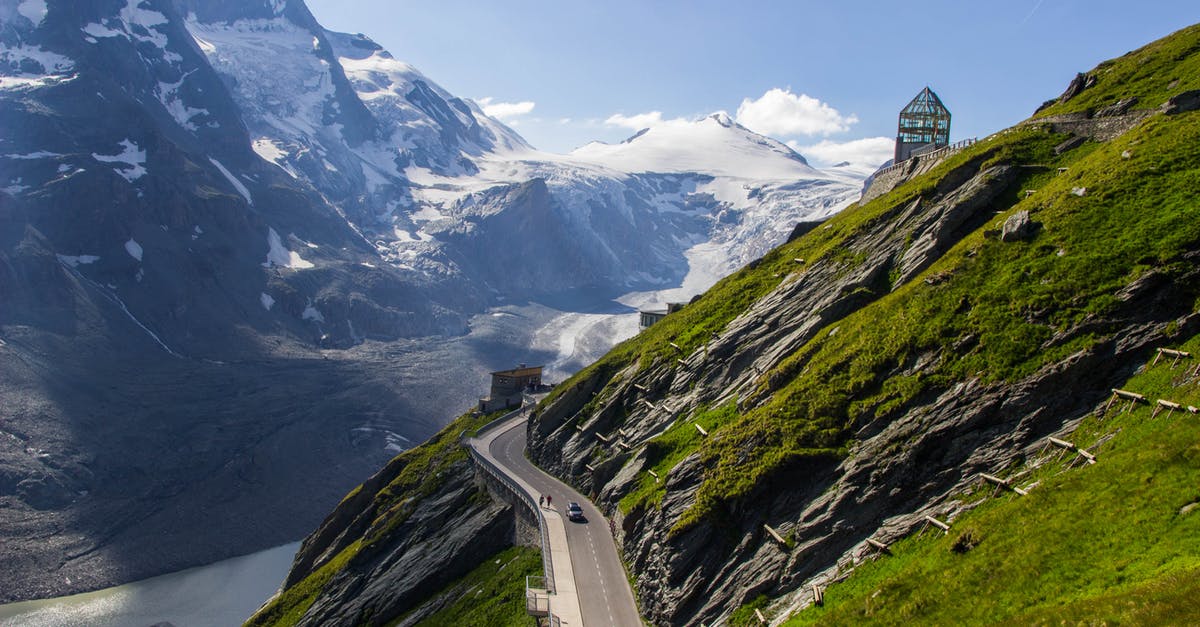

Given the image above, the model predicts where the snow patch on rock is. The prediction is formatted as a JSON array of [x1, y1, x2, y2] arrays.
[[82, 0, 170, 49], [17, 0, 48, 26], [263, 227, 314, 269], [56, 254, 100, 267], [208, 158, 252, 205], [4, 151, 62, 160], [92, 139, 146, 182], [124, 238, 143, 261], [302, 300, 324, 322], [0, 42, 75, 90], [157, 72, 207, 131]]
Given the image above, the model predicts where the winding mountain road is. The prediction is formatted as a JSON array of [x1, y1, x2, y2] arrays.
[[469, 413, 642, 626]]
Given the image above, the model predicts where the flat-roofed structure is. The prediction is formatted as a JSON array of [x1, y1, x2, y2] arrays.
[[638, 301, 687, 330], [479, 364, 543, 412]]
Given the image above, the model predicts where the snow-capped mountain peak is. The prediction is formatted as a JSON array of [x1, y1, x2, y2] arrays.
[[568, 112, 817, 180]]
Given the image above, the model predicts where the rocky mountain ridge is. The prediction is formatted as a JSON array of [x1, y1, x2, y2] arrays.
[[526, 24, 1200, 623], [184, 1, 864, 302], [254, 22, 1200, 626], [0, 0, 861, 603]]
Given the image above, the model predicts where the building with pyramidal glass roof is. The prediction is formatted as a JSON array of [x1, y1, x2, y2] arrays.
[[895, 87, 951, 162]]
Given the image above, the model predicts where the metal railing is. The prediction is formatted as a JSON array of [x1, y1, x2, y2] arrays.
[[526, 575, 552, 616], [463, 408, 557, 595], [474, 407, 524, 438], [875, 137, 978, 176]]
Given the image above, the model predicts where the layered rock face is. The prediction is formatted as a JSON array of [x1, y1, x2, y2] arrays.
[[0, 0, 863, 602], [251, 22, 1200, 627], [281, 457, 518, 627], [526, 124, 1200, 624], [0, 0, 468, 600]]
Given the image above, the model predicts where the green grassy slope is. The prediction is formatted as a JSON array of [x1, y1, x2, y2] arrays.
[[405, 546, 541, 627], [1036, 23, 1200, 117], [550, 22, 1200, 537], [783, 333, 1200, 625], [246, 409, 506, 627]]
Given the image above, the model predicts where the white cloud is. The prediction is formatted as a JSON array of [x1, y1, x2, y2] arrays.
[[604, 111, 699, 131], [604, 111, 666, 129], [477, 97, 536, 120], [736, 88, 858, 137], [789, 136, 895, 168]]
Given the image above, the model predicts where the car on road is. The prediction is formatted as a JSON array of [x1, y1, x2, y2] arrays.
[[566, 501, 585, 522]]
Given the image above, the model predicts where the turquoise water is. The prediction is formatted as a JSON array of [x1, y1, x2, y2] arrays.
[[0, 542, 299, 627]]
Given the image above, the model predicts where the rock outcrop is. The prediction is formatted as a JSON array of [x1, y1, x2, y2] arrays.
[[234, 20, 1200, 627], [289, 459, 517, 626], [246, 414, 541, 626], [527, 101, 1200, 623]]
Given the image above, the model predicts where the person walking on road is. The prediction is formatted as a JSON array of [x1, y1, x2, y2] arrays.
[[539, 495, 544, 508], [546, 494, 552, 508]]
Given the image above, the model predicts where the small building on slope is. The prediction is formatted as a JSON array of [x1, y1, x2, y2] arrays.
[[895, 86, 951, 163], [638, 302, 687, 330], [479, 364, 543, 412]]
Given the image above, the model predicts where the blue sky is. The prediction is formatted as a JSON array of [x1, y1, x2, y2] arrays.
[[306, 1, 1199, 167]]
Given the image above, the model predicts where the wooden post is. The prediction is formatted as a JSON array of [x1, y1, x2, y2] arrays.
[[594, 432, 610, 444], [755, 608, 767, 624], [1155, 347, 1192, 368], [763, 523, 787, 547], [1108, 388, 1146, 414], [923, 515, 950, 533], [1102, 392, 1117, 415], [584, 463, 596, 472], [1152, 399, 1182, 419], [676, 358, 687, 368], [642, 399, 656, 410], [617, 427, 629, 438], [980, 473, 1008, 487], [812, 584, 824, 606], [633, 383, 648, 393], [647, 469, 659, 483], [1047, 436, 1074, 450], [669, 342, 682, 352], [575, 424, 584, 432], [1112, 388, 1146, 401], [1048, 436, 1096, 464], [793, 257, 805, 264], [981, 473, 1027, 496], [694, 423, 708, 437], [866, 538, 889, 554]]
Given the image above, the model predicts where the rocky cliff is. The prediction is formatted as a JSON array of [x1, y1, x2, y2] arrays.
[[0, 0, 477, 600], [0, 0, 858, 602], [245, 411, 539, 626], [525, 23, 1200, 624], [254, 22, 1200, 627]]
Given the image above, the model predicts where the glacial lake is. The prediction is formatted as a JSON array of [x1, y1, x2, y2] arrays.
[[0, 542, 299, 627]]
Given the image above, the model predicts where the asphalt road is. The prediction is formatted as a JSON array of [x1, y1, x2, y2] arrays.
[[490, 419, 643, 627]]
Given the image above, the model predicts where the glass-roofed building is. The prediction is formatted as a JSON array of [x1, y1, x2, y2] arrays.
[[894, 87, 951, 162]]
